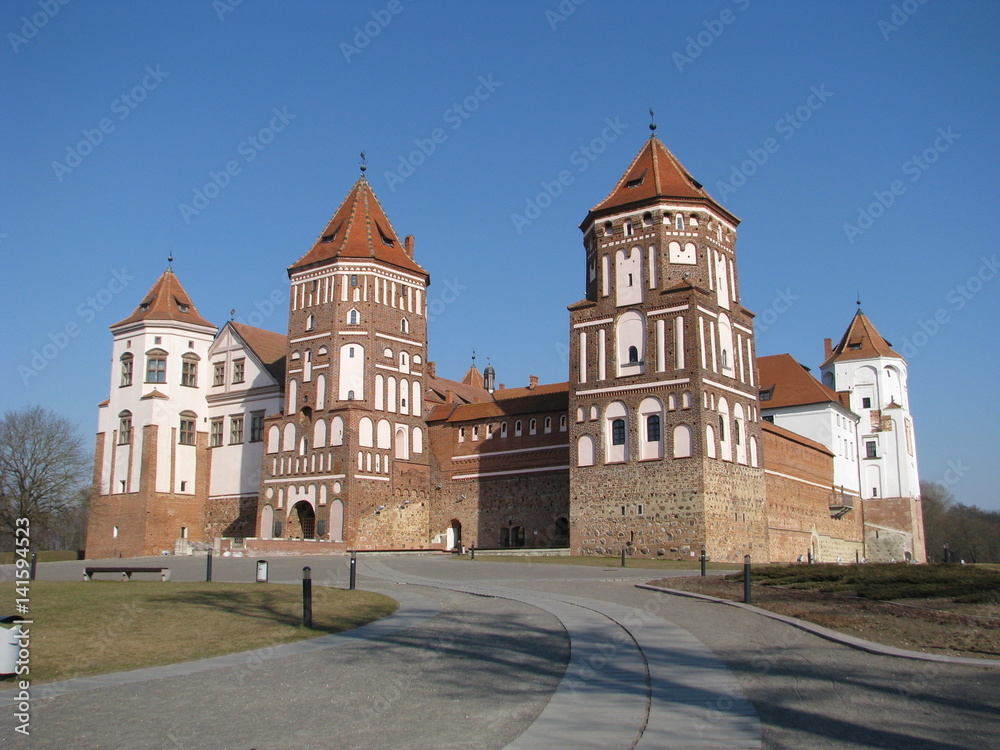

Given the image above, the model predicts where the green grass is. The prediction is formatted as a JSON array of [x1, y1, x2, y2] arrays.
[[452, 554, 737, 570], [0, 581, 397, 685], [727, 563, 1000, 602]]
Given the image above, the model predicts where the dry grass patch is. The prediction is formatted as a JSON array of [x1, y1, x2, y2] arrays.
[[1, 581, 397, 685]]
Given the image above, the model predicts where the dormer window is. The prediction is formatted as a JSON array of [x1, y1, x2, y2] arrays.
[[139, 303, 150, 312], [626, 170, 646, 189], [675, 215, 685, 231], [603, 221, 613, 237], [760, 388, 772, 402], [376, 222, 395, 247], [177, 303, 189, 313], [624, 221, 634, 237]]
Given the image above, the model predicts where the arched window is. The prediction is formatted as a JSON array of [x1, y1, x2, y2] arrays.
[[628, 345, 639, 363], [577, 435, 595, 467], [118, 411, 132, 444], [544, 416, 552, 433], [120, 353, 134, 387], [639, 397, 663, 460], [348, 309, 359, 325], [400, 318, 409, 334], [282, 423, 296, 452], [673, 424, 693, 458], [313, 419, 327, 448], [500, 422, 508, 438], [412, 427, 424, 454], [559, 415, 567, 432], [331, 416, 345, 446], [145, 349, 167, 384], [515, 420, 522, 437], [529, 418, 537, 435], [675, 214, 685, 231], [395, 426, 408, 459], [605, 401, 628, 463], [358, 418, 373, 447], [267, 425, 280, 454], [306, 314, 316, 331]]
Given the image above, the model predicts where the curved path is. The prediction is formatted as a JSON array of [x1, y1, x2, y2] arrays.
[[3, 554, 999, 749]]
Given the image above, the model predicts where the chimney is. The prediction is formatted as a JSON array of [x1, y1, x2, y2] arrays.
[[404, 235, 415, 257], [528, 375, 539, 390], [498, 383, 505, 391], [445, 389, 454, 404], [428, 360, 436, 378], [824, 338, 833, 359]]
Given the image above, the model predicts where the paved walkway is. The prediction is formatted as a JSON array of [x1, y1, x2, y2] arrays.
[[3, 554, 999, 749]]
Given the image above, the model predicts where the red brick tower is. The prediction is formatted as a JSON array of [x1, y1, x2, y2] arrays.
[[256, 169, 432, 549], [568, 129, 767, 562]]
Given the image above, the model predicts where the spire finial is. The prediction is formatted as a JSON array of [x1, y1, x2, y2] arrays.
[[648, 108, 657, 136], [359, 151, 367, 174], [167, 252, 173, 270], [230, 308, 235, 321], [471, 349, 476, 365], [856, 292, 863, 313]]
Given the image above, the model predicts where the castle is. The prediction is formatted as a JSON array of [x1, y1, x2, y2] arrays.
[[86, 132, 925, 564]]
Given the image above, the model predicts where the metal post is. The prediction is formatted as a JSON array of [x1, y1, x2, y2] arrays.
[[470, 544, 475, 561], [700, 548, 707, 577], [29, 553, 37, 581], [743, 555, 752, 604], [206, 552, 213, 582], [621, 548, 626, 568], [348, 551, 357, 591], [944, 542, 952, 564], [302, 566, 313, 628]]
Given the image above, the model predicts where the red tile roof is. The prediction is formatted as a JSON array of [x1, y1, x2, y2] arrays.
[[461, 364, 485, 389], [230, 322, 287, 383], [822, 309, 903, 366], [112, 269, 215, 329], [758, 353, 842, 409], [289, 174, 428, 277], [585, 136, 737, 225]]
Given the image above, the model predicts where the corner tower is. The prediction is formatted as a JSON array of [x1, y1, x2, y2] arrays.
[[256, 170, 432, 549], [821, 308, 925, 561], [87, 267, 217, 558], [568, 131, 767, 563]]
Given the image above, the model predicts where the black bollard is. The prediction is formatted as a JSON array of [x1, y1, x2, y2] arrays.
[[743, 555, 752, 604], [302, 566, 313, 628], [700, 548, 707, 577], [943, 542, 952, 564], [206, 551, 213, 582], [621, 548, 626, 568], [29, 552, 37, 581], [348, 552, 357, 591]]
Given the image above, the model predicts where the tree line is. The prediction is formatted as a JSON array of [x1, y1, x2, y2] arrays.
[[921, 480, 1000, 564]]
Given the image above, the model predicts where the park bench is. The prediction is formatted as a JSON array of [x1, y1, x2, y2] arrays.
[[83, 566, 170, 581]]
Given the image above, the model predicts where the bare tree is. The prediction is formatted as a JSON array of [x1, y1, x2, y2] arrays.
[[0, 406, 90, 550]]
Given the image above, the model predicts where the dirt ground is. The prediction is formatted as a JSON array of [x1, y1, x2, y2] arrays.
[[649, 575, 1000, 660]]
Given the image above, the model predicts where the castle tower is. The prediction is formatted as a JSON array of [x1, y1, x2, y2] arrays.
[[821, 308, 926, 561], [256, 171, 432, 549], [568, 132, 767, 563], [87, 267, 217, 558]]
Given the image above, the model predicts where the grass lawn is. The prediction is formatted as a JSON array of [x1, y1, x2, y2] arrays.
[[452, 553, 737, 571], [727, 562, 1000, 602], [0, 581, 397, 685]]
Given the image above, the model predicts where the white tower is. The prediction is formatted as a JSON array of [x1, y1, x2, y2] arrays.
[[820, 307, 925, 561], [87, 267, 217, 558]]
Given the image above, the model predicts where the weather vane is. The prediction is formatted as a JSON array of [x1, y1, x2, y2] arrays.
[[649, 108, 657, 134], [360, 151, 367, 173]]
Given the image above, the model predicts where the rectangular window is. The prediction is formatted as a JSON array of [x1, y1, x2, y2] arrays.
[[179, 419, 196, 445], [351, 274, 358, 287], [120, 358, 133, 387], [213, 362, 225, 386], [250, 411, 265, 443], [230, 415, 244, 444], [147, 356, 166, 384], [210, 418, 223, 447], [862, 396, 872, 409], [181, 359, 198, 387], [232, 359, 245, 384], [866, 440, 878, 459], [637, 503, 644, 516]]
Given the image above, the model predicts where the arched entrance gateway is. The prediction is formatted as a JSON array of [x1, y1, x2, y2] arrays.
[[286, 501, 316, 540], [446, 519, 462, 551]]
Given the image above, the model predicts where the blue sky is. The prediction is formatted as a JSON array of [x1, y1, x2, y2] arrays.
[[2, 1, 998, 510]]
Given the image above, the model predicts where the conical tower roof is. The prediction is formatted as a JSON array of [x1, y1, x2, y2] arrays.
[[822, 308, 903, 367], [290, 174, 427, 278], [112, 268, 214, 329], [584, 135, 737, 226]]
